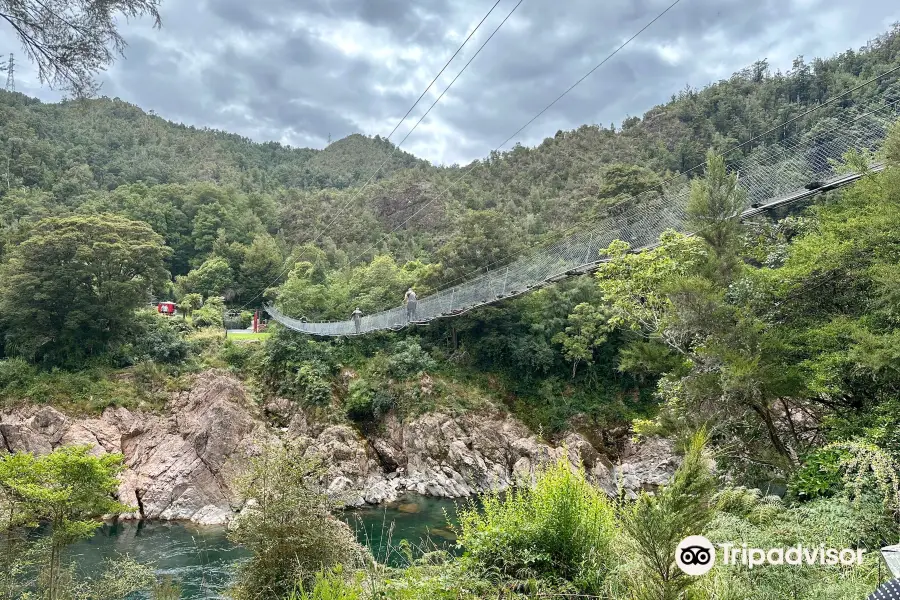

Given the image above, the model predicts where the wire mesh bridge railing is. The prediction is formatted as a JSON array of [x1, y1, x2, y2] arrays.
[[265, 100, 900, 336]]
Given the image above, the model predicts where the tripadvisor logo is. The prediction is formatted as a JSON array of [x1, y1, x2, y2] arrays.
[[675, 536, 866, 576], [676, 536, 716, 576]]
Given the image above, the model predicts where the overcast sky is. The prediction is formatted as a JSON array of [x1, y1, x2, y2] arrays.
[[3, 0, 900, 165]]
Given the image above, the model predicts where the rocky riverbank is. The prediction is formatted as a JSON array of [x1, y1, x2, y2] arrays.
[[0, 371, 678, 525]]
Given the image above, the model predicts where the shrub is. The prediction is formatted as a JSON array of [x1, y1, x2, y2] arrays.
[[167, 318, 194, 335], [456, 458, 616, 592], [187, 329, 225, 352], [0, 365, 143, 413], [193, 296, 225, 329], [293, 363, 333, 406], [220, 339, 260, 374], [788, 446, 848, 502], [240, 311, 254, 329], [228, 443, 369, 599], [286, 567, 363, 600], [0, 358, 38, 392], [694, 493, 888, 600], [788, 441, 900, 512], [385, 339, 437, 380], [617, 430, 716, 600], [117, 311, 193, 366], [344, 378, 395, 422], [150, 576, 182, 600], [131, 360, 168, 399], [254, 330, 337, 399]]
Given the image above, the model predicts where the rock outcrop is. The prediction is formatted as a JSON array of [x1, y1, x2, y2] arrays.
[[0, 371, 678, 525], [0, 372, 273, 525], [291, 411, 677, 506]]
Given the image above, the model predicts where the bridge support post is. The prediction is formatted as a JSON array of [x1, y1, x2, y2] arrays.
[[583, 232, 594, 264], [502, 267, 509, 296]]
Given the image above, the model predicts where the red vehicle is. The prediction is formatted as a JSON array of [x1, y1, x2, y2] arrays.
[[157, 301, 177, 315]]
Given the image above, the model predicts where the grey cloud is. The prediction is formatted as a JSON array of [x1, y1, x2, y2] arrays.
[[425, 0, 900, 158], [2, 0, 899, 166], [205, 0, 271, 31], [304, 0, 455, 41]]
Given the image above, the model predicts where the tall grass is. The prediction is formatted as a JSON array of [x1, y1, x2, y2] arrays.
[[455, 458, 616, 594], [282, 567, 363, 600]]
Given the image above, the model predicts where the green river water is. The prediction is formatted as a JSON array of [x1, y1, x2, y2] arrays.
[[67, 495, 463, 599]]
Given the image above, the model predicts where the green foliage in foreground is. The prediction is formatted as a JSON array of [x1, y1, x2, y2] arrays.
[[619, 429, 718, 600], [693, 490, 887, 600], [252, 431, 897, 600], [228, 441, 370, 600], [455, 458, 616, 593], [0, 446, 148, 600]]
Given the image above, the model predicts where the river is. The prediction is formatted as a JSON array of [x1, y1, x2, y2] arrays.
[[67, 495, 464, 599]]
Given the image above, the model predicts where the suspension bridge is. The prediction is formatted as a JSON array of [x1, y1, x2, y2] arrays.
[[264, 99, 900, 337]]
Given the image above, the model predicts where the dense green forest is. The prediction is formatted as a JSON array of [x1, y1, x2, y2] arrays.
[[2, 21, 900, 600]]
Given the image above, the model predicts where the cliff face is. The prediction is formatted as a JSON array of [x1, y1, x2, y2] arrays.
[[0, 371, 677, 525]]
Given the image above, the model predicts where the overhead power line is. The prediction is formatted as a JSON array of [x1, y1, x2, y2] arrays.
[[239, 0, 522, 310], [312, 0, 525, 244]]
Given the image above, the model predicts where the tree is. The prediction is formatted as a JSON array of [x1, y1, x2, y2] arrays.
[[0, 214, 171, 366], [175, 256, 234, 299], [276, 261, 333, 321], [192, 295, 224, 328], [686, 149, 747, 266], [595, 232, 708, 349], [598, 163, 663, 202], [177, 292, 203, 318], [346, 255, 436, 314], [552, 302, 613, 378], [0, 451, 40, 600], [228, 441, 368, 599], [0, 446, 135, 600], [620, 430, 716, 600], [237, 233, 283, 304], [436, 210, 522, 283], [0, 0, 162, 97]]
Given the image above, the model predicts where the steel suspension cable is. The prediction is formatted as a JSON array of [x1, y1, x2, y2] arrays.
[[344, 0, 687, 269], [237, 0, 518, 310]]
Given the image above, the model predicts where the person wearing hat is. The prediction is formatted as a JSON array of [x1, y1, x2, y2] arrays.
[[351, 307, 363, 334]]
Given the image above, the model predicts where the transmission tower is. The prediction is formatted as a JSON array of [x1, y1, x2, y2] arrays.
[[4, 54, 14, 92]]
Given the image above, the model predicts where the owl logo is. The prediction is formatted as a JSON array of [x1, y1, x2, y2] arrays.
[[676, 536, 716, 575]]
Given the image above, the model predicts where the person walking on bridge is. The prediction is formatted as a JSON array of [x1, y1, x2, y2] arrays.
[[404, 288, 418, 322], [351, 307, 363, 334]]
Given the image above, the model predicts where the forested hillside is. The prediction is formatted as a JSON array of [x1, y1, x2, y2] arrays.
[[0, 93, 428, 192], [2, 24, 900, 287]]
